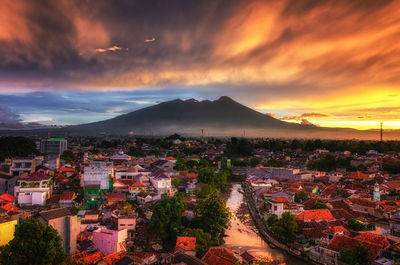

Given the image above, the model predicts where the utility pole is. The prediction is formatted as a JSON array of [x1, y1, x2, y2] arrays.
[[380, 122, 383, 142]]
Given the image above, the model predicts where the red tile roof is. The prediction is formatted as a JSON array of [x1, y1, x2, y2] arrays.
[[175, 236, 196, 252], [23, 172, 52, 182], [323, 225, 349, 235], [354, 233, 390, 249], [347, 171, 369, 179], [106, 193, 126, 202], [187, 173, 198, 179], [72, 250, 103, 264], [165, 156, 176, 160], [202, 247, 237, 265], [272, 196, 289, 203], [1, 203, 20, 212], [296, 209, 335, 221], [0, 193, 17, 203], [101, 251, 126, 265], [131, 182, 146, 187], [329, 235, 383, 261], [60, 191, 76, 201], [57, 167, 75, 173], [351, 198, 377, 208]]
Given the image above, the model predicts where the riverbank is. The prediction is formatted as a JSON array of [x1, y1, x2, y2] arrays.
[[241, 181, 320, 265], [223, 182, 306, 265]]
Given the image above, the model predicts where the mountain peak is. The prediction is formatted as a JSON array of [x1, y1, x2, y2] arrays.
[[216, 96, 234, 102]]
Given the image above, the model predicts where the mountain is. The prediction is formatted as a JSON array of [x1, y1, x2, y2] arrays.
[[0, 96, 391, 139], [64, 96, 316, 136]]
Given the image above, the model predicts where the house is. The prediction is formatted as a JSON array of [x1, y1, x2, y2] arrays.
[[202, 247, 238, 265], [351, 198, 379, 217], [83, 161, 114, 190], [106, 193, 126, 205], [59, 191, 76, 206], [118, 217, 136, 239], [175, 236, 196, 256], [10, 157, 36, 176], [38, 207, 81, 255], [129, 182, 150, 195], [137, 192, 153, 205], [149, 170, 173, 195], [296, 209, 335, 222], [92, 228, 127, 256], [0, 172, 18, 195], [268, 196, 289, 218], [152, 160, 175, 171], [328, 235, 385, 262], [14, 172, 53, 206]]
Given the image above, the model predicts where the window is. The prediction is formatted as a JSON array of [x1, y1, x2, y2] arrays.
[[120, 224, 125, 226], [274, 206, 278, 211]]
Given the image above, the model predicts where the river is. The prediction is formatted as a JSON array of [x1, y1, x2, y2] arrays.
[[223, 182, 307, 265]]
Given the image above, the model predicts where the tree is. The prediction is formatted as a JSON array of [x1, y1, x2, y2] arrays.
[[174, 158, 188, 171], [348, 218, 366, 231], [183, 228, 212, 257], [267, 214, 278, 227], [197, 183, 218, 199], [0, 218, 68, 265], [0, 136, 38, 162], [60, 150, 76, 162], [294, 190, 309, 202], [271, 212, 298, 242], [340, 243, 369, 265], [313, 202, 329, 209], [194, 192, 231, 239], [148, 195, 185, 243], [172, 178, 181, 188]]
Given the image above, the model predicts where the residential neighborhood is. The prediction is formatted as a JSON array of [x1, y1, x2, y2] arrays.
[[2, 136, 400, 265]]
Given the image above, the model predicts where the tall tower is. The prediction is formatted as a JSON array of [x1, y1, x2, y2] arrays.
[[373, 183, 381, 202], [380, 122, 383, 142]]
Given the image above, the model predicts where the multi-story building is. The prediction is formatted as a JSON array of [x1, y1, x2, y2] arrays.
[[82, 161, 113, 190], [14, 172, 53, 206], [10, 157, 36, 176], [38, 208, 80, 255], [40, 138, 67, 156], [92, 228, 127, 256]]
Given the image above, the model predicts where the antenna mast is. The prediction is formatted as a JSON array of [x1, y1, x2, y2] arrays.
[[380, 122, 383, 142]]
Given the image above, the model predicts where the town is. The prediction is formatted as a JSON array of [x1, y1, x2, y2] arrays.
[[1, 136, 400, 265]]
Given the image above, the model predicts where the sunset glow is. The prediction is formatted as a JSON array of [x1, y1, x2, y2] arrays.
[[1, 0, 400, 130]]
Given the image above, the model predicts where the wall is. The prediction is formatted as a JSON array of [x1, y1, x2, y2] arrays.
[[0, 220, 17, 246]]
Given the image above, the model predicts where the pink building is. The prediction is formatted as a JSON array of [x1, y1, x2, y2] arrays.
[[92, 228, 127, 256]]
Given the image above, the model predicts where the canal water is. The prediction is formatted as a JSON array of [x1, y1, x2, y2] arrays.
[[223, 183, 307, 264]]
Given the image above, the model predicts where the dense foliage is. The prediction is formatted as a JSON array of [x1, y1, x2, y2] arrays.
[[193, 192, 231, 239], [183, 228, 212, 257], [0, 218, 68, 265], [313, 202, 329, 209], [348, 218, 367, 231], [0, 136, 38, 162], [294, 190, 310, 202], [148, 195, 185, 243], [60, 150, 76, 162], [269, 212, 298, 242], [340, 243, 369, 265]]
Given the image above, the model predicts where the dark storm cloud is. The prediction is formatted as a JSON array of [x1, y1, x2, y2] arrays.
[[1, 0, 400, 128]]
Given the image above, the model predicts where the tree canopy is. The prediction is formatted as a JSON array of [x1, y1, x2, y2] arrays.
[[270, 212, 298, 242], [0, 136, 38, 162], [194, 192, 230, 239], [0, 218, 68, 265], [148, 195, 185, 243]]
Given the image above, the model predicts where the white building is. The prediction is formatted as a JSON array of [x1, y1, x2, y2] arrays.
[[149, 170, 173, 195], [82, 161, 113, 190], [14, 172, 53, 205], [10, 157, 36, 176]]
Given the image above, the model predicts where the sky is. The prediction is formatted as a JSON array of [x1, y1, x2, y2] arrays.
[[1, 0, 400, 130]]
